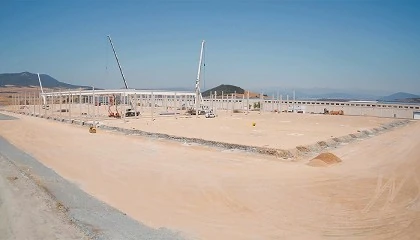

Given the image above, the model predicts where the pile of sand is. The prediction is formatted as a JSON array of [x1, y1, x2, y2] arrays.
[[307, 152, 342, 167]]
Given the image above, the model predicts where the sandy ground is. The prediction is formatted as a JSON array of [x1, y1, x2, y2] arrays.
[[100, 112, 393, 149], [5, 103, 394, 150], [0, 112, 419, 239], [0, 156, 87, 240]]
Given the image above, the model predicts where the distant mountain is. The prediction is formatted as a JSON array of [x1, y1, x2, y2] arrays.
[[202, 84, 245, 97], [0, 72, 91, 89], [253, 87, 420, 101], [379, 92, 420, 102], [253, 86, 393, 99], [139, 87, 192, 92], [252, 88, 380, 100]]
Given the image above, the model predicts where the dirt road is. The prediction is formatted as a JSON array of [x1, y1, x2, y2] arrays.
[[0, 112, 419, 240], [0, 156, 87, 240]]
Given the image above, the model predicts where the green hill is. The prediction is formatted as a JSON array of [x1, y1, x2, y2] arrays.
[[202, 84, 245, 97]]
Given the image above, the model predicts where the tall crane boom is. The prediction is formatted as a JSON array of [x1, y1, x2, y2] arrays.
[[107, 35, 129, 90], [106, 35, 139, 117], [37, 73, 46, 105], [195, 40, 205, 116]]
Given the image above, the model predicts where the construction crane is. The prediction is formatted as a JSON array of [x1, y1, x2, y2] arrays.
[[192, 40, 214, 117], [37, 73, 49, 109], [107, 35, 140, 117]]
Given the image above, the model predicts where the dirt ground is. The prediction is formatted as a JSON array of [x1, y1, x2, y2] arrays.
[[4, 103, 394, 150], [101, 112, 393, 149], [0, 86, 42, 106], [0, 156, 87, 240], [0, 112, 419, 240]]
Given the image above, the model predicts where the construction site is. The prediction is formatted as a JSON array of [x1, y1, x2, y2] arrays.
[[1, 36, 420, 240]]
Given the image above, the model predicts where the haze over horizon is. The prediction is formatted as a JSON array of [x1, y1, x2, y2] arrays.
[[0, 1, 419, 94]]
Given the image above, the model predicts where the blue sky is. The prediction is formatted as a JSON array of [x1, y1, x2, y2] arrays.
[[0, 0, 419, 94]]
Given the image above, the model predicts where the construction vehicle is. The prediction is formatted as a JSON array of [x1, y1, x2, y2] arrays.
[[125, 108, 140, 117], [186, 108, 206, 115], [324, 108, 344, 115], [190, 40, 216, 117], [107, 35, 140, 118], [109, 111, 121, 118], [330, 110, 344, 115], [186, 105, 213, 116], [89, 126, 97, 133], [205, 110, 216, 118], [108, 95, 121, 118], [107, 94, 138, 117]]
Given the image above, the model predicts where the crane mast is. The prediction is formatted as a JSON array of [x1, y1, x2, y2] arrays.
[[107, 35, 129, 90], [107, 35, 141, 117], [37, 73, 46, 105], [195, 40, 205, 116]]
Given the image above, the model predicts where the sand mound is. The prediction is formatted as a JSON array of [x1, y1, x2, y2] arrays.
[[307, 152, 342, 167]]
